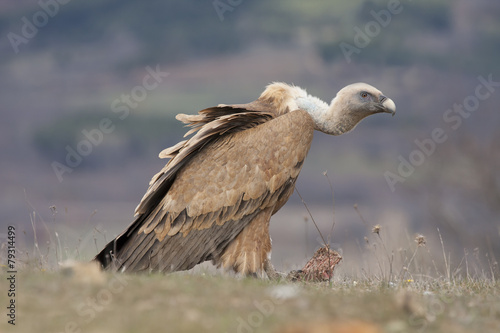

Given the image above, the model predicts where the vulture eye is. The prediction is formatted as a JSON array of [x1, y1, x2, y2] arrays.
[[360, 92, 369, 99]]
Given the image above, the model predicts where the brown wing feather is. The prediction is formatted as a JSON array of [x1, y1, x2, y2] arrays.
[[137, 107, 275, 216], [95, 109, 314, 273]]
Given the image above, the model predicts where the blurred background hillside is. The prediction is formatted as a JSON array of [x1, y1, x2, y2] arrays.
[[1, 0, 499, 275]]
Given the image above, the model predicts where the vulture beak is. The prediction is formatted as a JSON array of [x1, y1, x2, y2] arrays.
[[379, 95, 396, 116]]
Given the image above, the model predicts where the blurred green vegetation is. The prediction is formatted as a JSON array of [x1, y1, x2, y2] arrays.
[[3, 0, 499, 72], [33, 111, 185, 168], [4, 0, 499, 169]]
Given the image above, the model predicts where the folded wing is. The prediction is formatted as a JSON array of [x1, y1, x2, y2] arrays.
[[94, 106, 314, 273]]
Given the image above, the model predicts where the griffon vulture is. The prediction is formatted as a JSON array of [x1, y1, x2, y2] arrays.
[[94, 82, 395, 277]]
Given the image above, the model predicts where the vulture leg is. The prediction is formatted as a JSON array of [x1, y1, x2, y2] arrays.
[[264, 258, 282, 280], [218, 207, 274, 277]]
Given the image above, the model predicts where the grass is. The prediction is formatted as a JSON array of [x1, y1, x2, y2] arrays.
[[1, 202, 499, 333], [0, 266, 498, 333]]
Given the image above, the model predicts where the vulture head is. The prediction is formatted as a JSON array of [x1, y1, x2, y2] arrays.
[[301, 82, 396, 135], [336, 82, 395, 115]]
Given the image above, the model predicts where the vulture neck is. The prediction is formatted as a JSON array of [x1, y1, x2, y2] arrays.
[[295, 95, 353, 136], [259, 83, 358, 136]]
